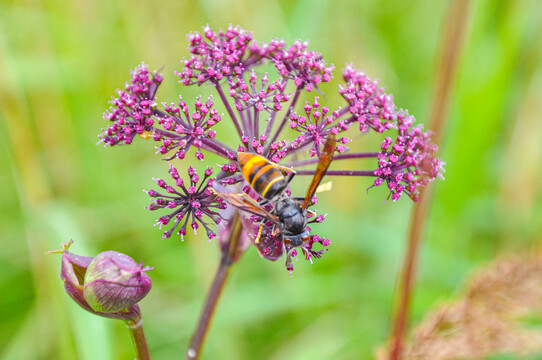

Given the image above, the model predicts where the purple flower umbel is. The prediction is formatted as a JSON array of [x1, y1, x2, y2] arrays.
[[99, 64, 163, 147], [99, 25, 444, 273], [146, 164, 226, 241]]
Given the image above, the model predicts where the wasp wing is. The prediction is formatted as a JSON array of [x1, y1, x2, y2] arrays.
[[213, 190, 280, 224], [301, 134, 336, 209]]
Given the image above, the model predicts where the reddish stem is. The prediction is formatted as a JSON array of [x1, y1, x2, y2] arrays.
[[268, 87, 302, 146], [185, 213, 243, 360], [294, 169, 376, 176], [388, 1, 471, 359], [214, 81, 243, 139]]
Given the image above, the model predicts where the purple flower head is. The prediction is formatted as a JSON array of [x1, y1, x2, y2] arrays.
[[156, 95, 223, 161], [288, 97, 350, 157], [228, 70, 291, 114], [99, 63, 163, 146], [248, 38, 286, 59], [177, 25, 256, 86], [272, 40, 334, 92], [99, 25, 445, 273], [146, 164, 226, 241], [340, 64, 396, 134], [372, 111, 444, 201]]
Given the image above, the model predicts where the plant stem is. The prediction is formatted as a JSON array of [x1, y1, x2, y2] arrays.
[[126, 319, 151, 360], [294, 169, 376, 176], [268, 86, 302, 147], [285, 152, 379, 167], [214, 81, 243, 139], [388, 1, 471, 359], [185, 213, 243, 360]]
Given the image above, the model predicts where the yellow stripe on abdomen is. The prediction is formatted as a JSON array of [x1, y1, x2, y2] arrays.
[[261, 175, 284, 197], [250, 164, 273, 188]]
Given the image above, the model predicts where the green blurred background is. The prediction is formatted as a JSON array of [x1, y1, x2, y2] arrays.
[[1, 0, 542, 359]]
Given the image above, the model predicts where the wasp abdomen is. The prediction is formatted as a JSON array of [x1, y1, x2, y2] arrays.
[[238, 152, 288, 200]]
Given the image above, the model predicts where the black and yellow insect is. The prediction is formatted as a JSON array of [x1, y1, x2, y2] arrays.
[[237, 152, 296, 201], [214, 135, 336, 246]]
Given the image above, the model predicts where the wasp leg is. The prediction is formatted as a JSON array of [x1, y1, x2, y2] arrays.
[[305, 209, 317, 218], [254, 225, 263, 243]]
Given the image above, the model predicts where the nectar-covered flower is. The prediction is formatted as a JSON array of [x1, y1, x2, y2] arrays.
[[146, 164, 226, 240]]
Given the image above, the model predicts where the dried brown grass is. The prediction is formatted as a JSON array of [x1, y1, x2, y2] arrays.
[[378, 254, 542, 360]]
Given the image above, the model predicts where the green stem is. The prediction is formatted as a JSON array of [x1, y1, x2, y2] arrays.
[[126, 319, 151, 360], [185, 213, 243, 360]]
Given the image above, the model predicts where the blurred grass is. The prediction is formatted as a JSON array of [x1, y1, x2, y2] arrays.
[[1, 0, 542, 359]]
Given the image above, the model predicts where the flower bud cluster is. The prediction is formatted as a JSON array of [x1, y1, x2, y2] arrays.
[[340, 64, 395, 134], [288, 97, 350, 157], [156, 95, 222, 161], [177, 25, 255, 85], [228, 70, 290, 114], [272, 40, 334, 92], [146, 164, 226, 240], [100, 63, 163, 146], [373, 111, 444, 201]]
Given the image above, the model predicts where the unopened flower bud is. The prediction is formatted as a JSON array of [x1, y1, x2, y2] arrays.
[[84, 251, 153, 313], [48, 240, 152, 324]]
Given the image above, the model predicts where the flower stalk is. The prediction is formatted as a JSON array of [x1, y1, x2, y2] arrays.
[[388, 0, 471, 358], [127, 319, 151, 360], [185, 213, 243, 360]]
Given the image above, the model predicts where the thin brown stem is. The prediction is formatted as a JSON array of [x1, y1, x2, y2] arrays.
[[388, 0, 472, 359], [284, 152, 379, 167], [127, 319, 151, 360], [185, 213, 243, 360]]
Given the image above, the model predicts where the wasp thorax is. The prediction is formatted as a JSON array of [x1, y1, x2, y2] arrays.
[[276, 198, 306, 235]]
